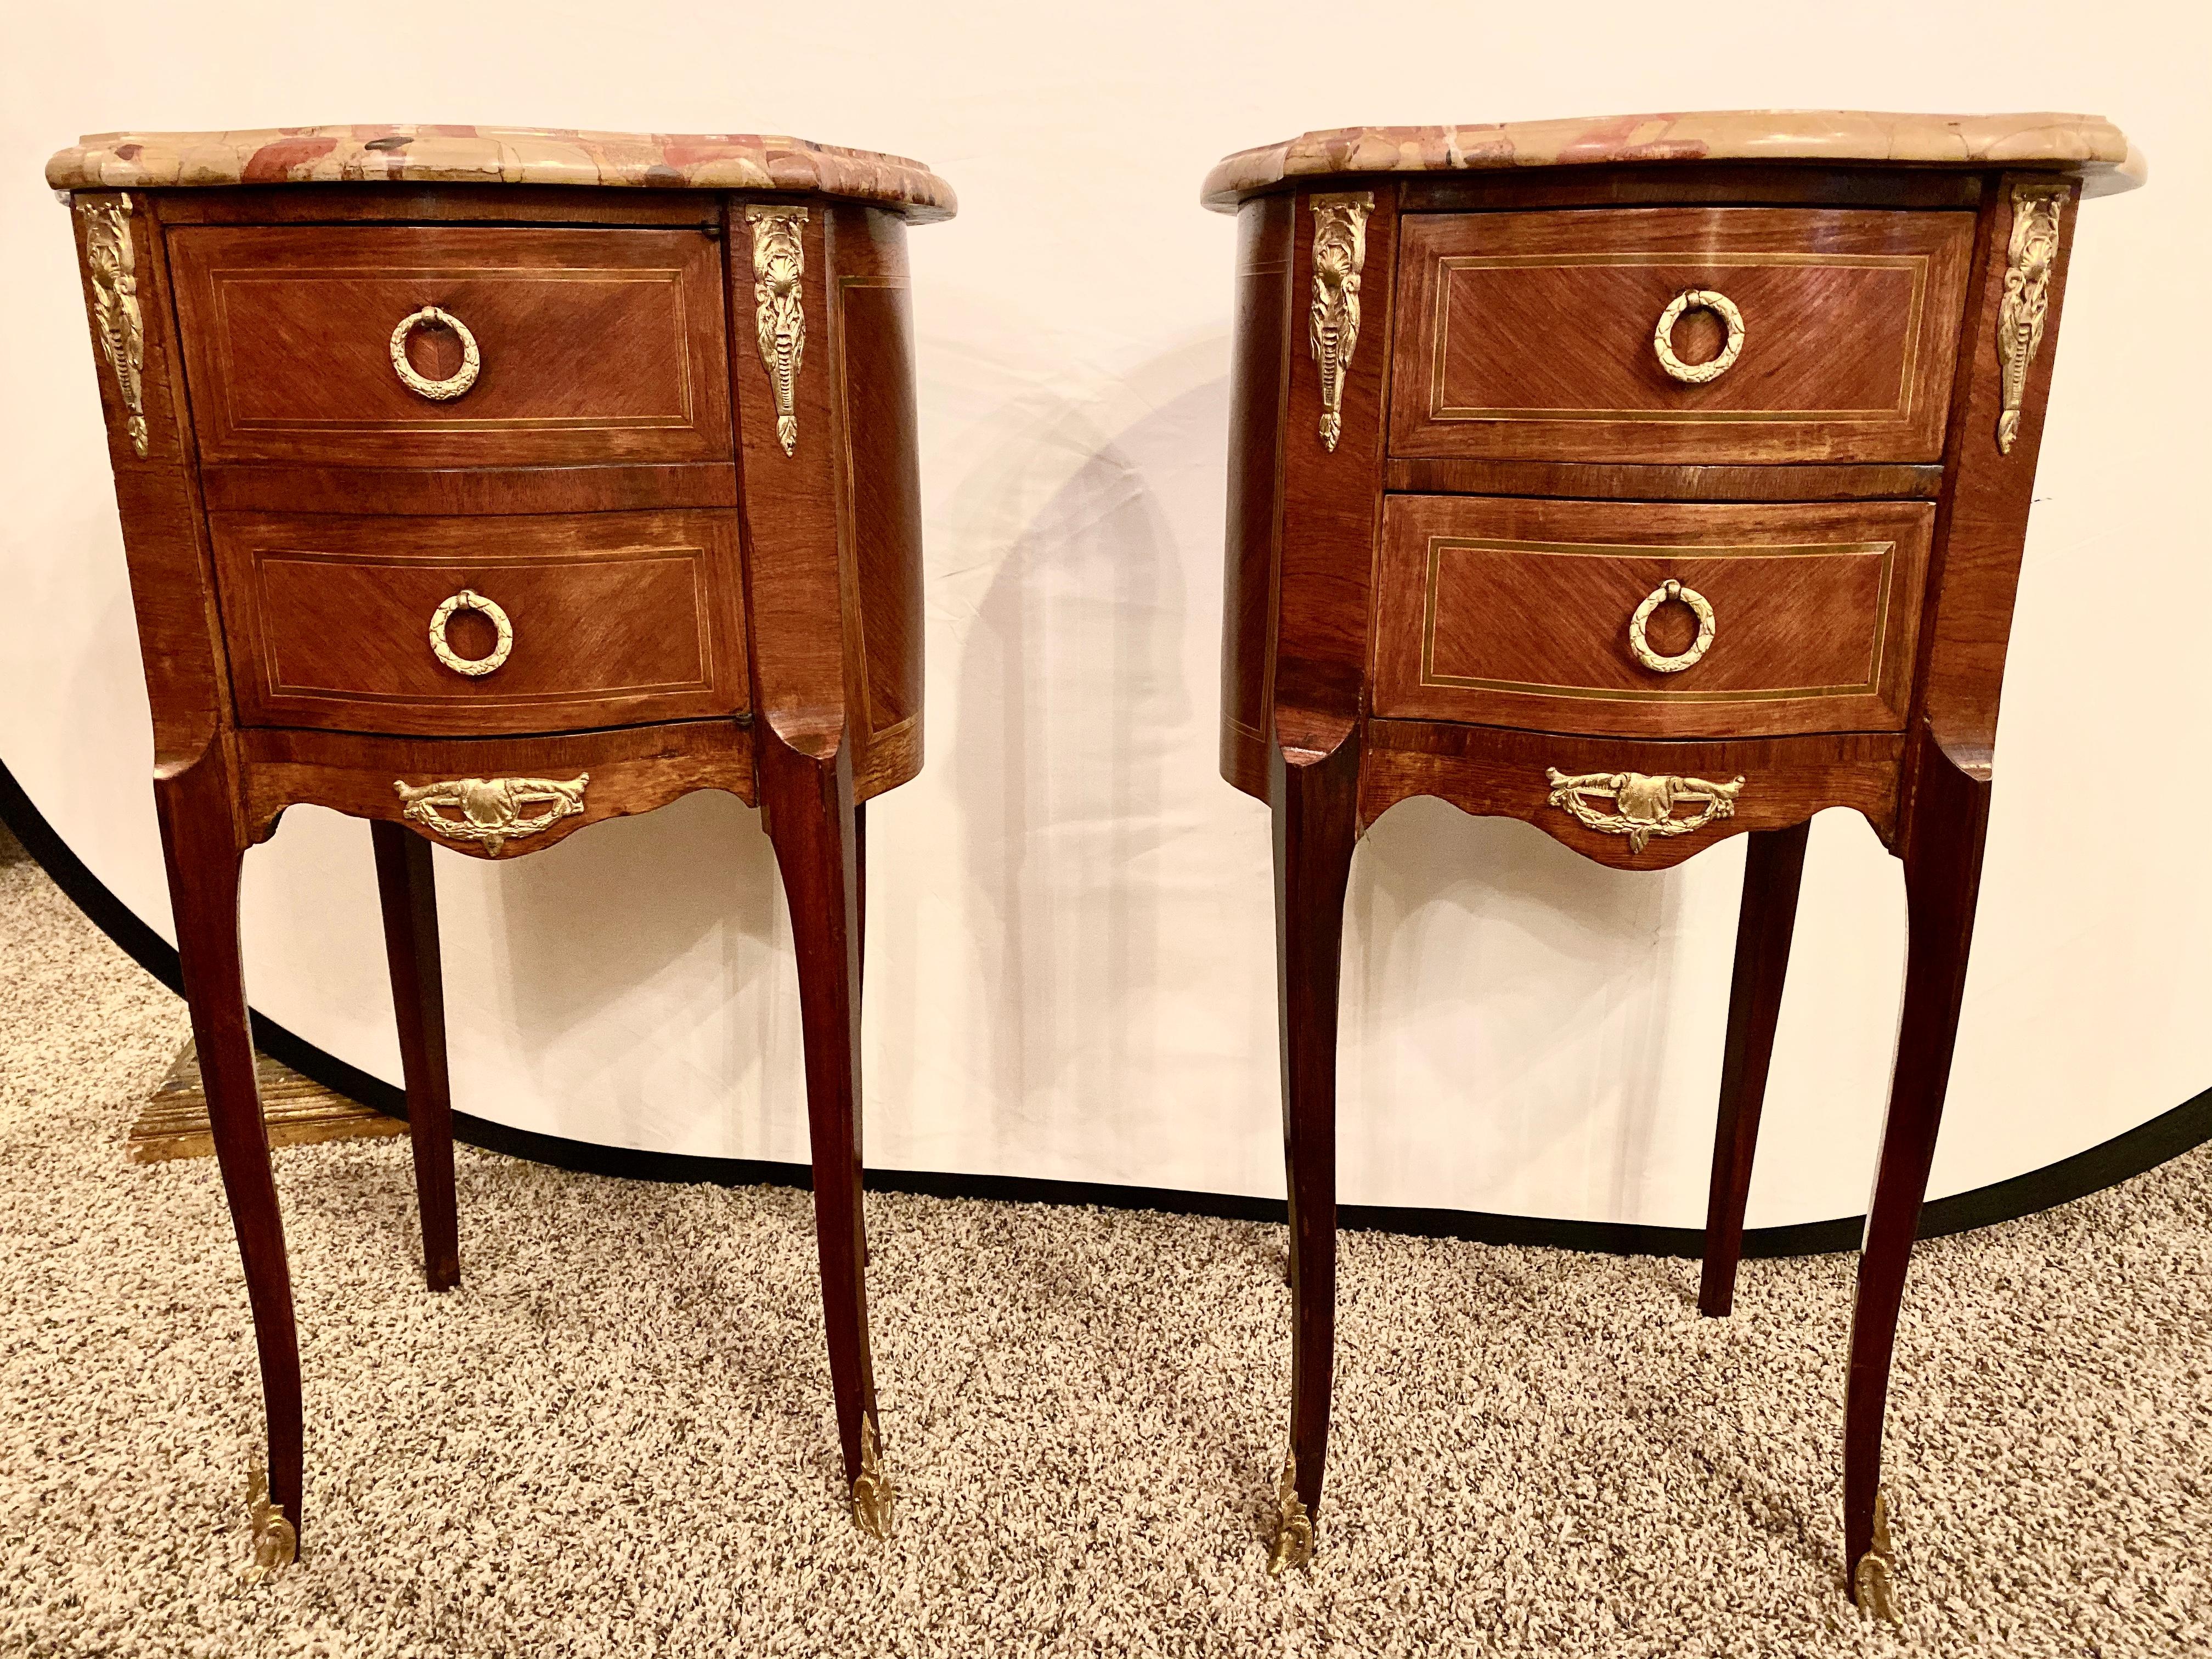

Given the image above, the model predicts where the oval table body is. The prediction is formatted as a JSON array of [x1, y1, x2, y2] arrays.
[[48, 125, 956, 1570], [1203, 110, 2140, 1611]]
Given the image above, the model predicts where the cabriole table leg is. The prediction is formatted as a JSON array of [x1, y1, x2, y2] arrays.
[[1845, 737, 1994, 1620], [1268, 732, 1361, 1572], [763, 731, 892, 1539], [156, 750, 302, 1577]]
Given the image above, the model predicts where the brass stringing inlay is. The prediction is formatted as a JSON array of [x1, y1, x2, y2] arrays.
[[76, 194, 148, 458], [1308, 193, 1373, 452], [393, 774, 588, 854], [1996, 183, 2065, 455], [1429, 250, 1930, 424], [1267, 1453, 1314, 1574], [748, 206, 808, 455], [241, 1466, 297, 1584], [851, 1413, 896, 1539], [1545, 769, 1745, 854]]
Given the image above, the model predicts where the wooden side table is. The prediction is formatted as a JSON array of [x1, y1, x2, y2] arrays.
[[1204, 110, 2140, 1611], [49, 125, 954, 1573]]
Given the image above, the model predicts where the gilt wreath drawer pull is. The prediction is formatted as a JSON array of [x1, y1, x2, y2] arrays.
[[1653, 289, 1745, 385], [426, 589, 512, 678], [388, 304, 482, 402], [1545, 768, 1745, 854], [1627, 578, 1717, 673], [393, 774, 589, 855]]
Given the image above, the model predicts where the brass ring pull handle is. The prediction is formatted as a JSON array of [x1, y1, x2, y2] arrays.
[[1652, 289, 1745, 385], [389, 305, 481, 402], [427, 589, 512, 677], [1627, 578, 1716, 673], [1545, 768, 1745, 855]]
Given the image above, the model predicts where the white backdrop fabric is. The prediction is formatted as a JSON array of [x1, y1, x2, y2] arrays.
[[1, 1, 2204, 1231]]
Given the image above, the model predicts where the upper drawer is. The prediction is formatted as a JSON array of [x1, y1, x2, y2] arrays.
[[170, 224, 733, 467], [211, 509, 748, 736], [1389, 208, 1973, 465], [1372, 494, 1933, 740]]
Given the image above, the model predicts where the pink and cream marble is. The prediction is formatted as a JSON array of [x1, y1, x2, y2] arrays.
[[47, 125, 957, 221], [1202, 110, 2143, 210]]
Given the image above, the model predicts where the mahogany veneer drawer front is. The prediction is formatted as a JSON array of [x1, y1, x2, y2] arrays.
[[1373, 495, 1932, 738], [1389, 207, 1974, 465], [211, 510, 748, 735], [169, 224, 733, 467]]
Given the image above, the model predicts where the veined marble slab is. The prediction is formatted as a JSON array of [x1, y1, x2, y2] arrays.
[[47, 125, 957, 221], [1203, 111, 2142, 209]]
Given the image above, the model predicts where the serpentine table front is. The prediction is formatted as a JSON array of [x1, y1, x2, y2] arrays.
[[1203, 109, 2141, 1614], [47, 123, 955, 1575]]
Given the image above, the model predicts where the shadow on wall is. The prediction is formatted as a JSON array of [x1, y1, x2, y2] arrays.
[[947, 379, 1197, 1149], [1347, 799, 1700, 1222], [929, 329, 1732, 1207], [487, 786, 788, 1153]]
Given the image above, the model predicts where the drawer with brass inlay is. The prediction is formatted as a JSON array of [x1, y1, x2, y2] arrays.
[[210, 509, 748, 736], [168, 223, 733, 469], [1388, 207, 1974, 465], [1371, 495, 1932, 739]]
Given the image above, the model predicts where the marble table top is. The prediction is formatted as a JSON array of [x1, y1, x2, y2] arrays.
[[1203, 110, 2142, 210], [47, 126, 957, 221]]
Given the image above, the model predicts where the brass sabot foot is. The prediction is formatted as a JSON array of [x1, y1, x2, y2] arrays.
[[1851, 1489, 1900, 1626], [1266, 1453, 1314, 1575], [241, 1466, 297, 1584], [850, 1413, 896, 1541]]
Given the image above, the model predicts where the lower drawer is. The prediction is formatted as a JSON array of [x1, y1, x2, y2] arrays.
[[1371, 495, 1933, 739], [211, 509, 748, 736]]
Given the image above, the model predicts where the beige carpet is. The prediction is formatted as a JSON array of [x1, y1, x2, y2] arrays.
[[1, 821, 2206, 1658]]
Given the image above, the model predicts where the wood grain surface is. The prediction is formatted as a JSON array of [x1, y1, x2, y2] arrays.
[[199, 462, 740, 517], [1220, 194, 1293, 797], [1273, 186, 1400, 761], [1358, 723, 1904, 869], [211, 509, 748, 736], [832, 207, 927, 775], [1390, 207, 1973, 464], [1372, 496, 1932, 738], [169, 223, 732, 467], [238, 721, 758, 855], [1384, 457, 1942, 503]]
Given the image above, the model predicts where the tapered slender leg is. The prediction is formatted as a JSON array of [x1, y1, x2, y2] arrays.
[[1699, 820, 1812, 1317], [1844, 738, 1993, 1615], [761, 732, 890, 1537], [371, 820, 460, 1292], [854, 800, 866, 1269], [155, 751, 303, 1569], [1267, 731, 1361, 1572]]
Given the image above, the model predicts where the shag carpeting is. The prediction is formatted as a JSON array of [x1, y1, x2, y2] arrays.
[[1, 821, 2207, 1657]]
